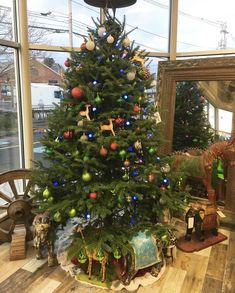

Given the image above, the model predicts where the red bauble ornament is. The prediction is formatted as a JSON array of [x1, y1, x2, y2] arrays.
[[133, 104, 141, 113], [80, 43, 87, 50], [89, 192, 97, 199], [100, 146, 108, 157], [71, 87, 84, 99], [64, 59, 71, 67], [115, 117, 124, 126], [199, 95, 205, 103], [110, 142, 118, 150], [71, 256, 79, 265], [63, 130, 73, 139]]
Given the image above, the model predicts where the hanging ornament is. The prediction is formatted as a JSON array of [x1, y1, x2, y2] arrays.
[[80, 42, 87, 50], [98, 26, 106, 37], [100, 146, 108, 157], [53, 211, 62, 222], [122, 93, 129, 100], [110, 142, 118, 150], [123, 37, 131, 47], [160, 163, 171, 174], [132, 170, 137, 177], [77, 120, 84, 127], [161, 176, 170, 185], [43, 187, 50, 198], [127, 71, 136, 81], [64, 59, 70, 67], [127, 146, 134, 153], [107, 35, 114, 43], [132, 195, 138, 201], [94, 94, 102, 104], [148, 173, 155, 182], [124, 120, 132, 128], [53, 180, 59, 186], [69, 208, 77, 217], [131, 51, 145, 67], [134, 140, 143, 154], [71, 86, 84, 99], [86, 40, 95, 51], [126, 195, 132, 202], [78, 251, 87, 263], [124, 159, 130, 167], [148, 147, 156, 155], [63, 130, 73, 139], [122, 171, 129, 181], [119, 149, 127, 159], [113, 248, 122, 260], [115, 117, 124, 127], [82, 171, 92, 182], [89, 192, 97, 199], [100, 118, 115, 136], [138, 67, 151, 80], [47, 196, 54, 204], [133, 104, 141, 113], [86, 131, 94, 141], [85, 212, 91, 220], [80, 133, 88, 141]]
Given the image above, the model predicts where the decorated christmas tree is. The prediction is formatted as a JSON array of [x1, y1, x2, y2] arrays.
[[31, 11, 187, 283], [173, 81, 214, 151]]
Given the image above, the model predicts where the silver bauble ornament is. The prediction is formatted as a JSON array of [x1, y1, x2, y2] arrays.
[[98, 26, 106, 37], [127, 71, 136, 81], [86, 40, 95, 51]]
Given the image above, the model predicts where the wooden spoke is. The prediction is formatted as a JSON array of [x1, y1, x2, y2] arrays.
[[0, 191, 13, 203], [0, 204, 9, 210], [23, 181, 32, 198], [8, 180, 18, 198]]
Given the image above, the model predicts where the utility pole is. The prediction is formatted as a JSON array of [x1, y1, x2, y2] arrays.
[[68, 0, 73, 48], [218, 22, 228, 49]]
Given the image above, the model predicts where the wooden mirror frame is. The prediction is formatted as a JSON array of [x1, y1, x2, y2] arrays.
[[157, 56, 235, 154]]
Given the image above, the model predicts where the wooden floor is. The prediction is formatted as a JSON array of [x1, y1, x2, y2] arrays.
[[0, 219, 235, 293]]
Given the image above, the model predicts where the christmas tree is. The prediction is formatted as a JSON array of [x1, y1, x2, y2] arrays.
[[173, 81, 214, 151], [31, 11, 187, 280]]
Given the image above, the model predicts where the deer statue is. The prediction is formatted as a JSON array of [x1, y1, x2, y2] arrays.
[[79, 104, 91, 121], [76, 226, 108, 282], [131, 51, 145, 68], [100, 118, 115, 136]]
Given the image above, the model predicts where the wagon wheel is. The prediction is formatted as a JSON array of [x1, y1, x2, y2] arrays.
[[0, 169, 34, 243]]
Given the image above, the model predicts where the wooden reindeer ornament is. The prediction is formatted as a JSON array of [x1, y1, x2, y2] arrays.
[[79, 104, 91, 120], [131, 51, 145, 67], [100, 118, 115, 136], [76, 226, 108, 282]]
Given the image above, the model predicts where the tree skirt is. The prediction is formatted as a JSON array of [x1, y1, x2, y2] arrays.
[[176, 231, 227, 253], [55, 219, 166, 291]]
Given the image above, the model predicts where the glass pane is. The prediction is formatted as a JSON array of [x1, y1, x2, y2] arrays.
[[116, 0, 170, 52], [208, 103, 215, 129], [0, 46, 20, 172], [0, 0, 14, 41], [218, 109, 232, 136], [27, 0, 99, 47], [178, 0, 235, 52], [30, 51, 70, 163]]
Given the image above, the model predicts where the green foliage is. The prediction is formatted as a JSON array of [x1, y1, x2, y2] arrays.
[[173, 81, 214, 151], [30, 11, 188, 259]]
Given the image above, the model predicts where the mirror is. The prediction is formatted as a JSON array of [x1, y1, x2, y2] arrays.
[[157, 56, 235, 154]]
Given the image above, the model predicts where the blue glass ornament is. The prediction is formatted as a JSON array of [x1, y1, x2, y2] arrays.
[[83, 186, 90, 192], [147, 133, 153, 139], [85, 212, 91, 220], [125, 120, 132, 127], [92, 80, 98, 86], [53, 180, 59, 186], [92, 106, 97, 112], [58, 135, 63, 142], [155, 156, 161, 163], [143, 108, 148, 115], [119, 69, 125, 75], [122, 93, 128, 100], [132, 170, 137, 177], [162, 177, 169, 185], [132, 195, 138, 201], [130, 217, 136, 225], [127, 146, 134, 152], [86, 131, 94, 141]]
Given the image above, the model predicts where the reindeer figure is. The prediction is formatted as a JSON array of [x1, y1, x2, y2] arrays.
[[100, 118, 115, 136], [79, 104, 91, 120], [76, 226, 108, 282], [131, 51, 145, 67]]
